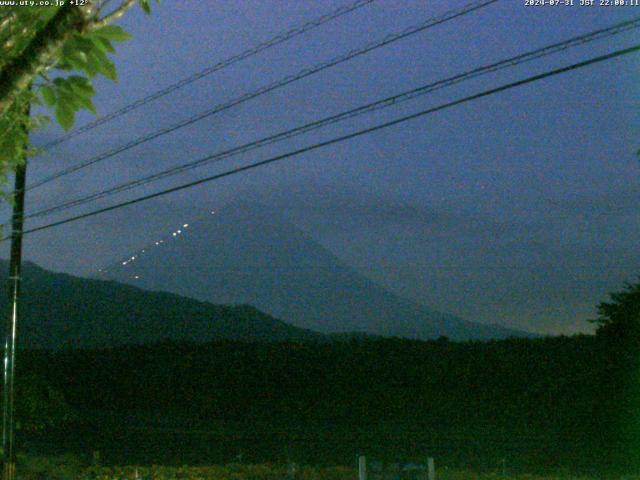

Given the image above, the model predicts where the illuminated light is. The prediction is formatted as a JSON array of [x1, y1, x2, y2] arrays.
[[131, 256, 136, 260], [183, 224, 189, 228], [134, 275, 139, 279], [155, 242, 159, 245], [211, 211, 215, 214], [177, 230, 181, 234], [122, 261, 127, 265], [172, 233, 177, 237], [141, 250, 145, 253]]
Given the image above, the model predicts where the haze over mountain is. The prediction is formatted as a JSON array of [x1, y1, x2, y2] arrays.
[[0, 261, 323, 349], [100, 202, 532, 340]]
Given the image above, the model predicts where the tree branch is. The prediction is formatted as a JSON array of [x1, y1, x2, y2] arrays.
[[0, 11, 17, 33], [0, 0, 138, 121], [90, 0, 136, 30], [0, 5, 90, 120]]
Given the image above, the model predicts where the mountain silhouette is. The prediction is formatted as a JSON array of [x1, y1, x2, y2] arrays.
[[0, 260, 324, 349], [100, 202, 532, 340]]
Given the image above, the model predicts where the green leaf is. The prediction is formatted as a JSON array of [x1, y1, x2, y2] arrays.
[[85, 48, 109, 78], [65, 51, 88, 71], [40, 85, 56, 106], [73, 35, 96, 54], [55, 103, 75, 131], [54, 88, 80, 111], [139, 0, 151, 14], [67, 76, 95, 97], [75, 95, 97, 114], [91, 36, 115, 53], [85, 48, 117, 81], [92, 25, 132, 42], [82, 52, 99, 77], [53, 77, 71, 92], [60, 39, 87, 70], [99, 57, 117, 81]]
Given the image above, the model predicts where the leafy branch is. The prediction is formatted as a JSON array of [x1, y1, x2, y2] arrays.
[[0, 0, 158, 194]]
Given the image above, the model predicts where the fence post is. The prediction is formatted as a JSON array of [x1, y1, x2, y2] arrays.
[[287, 462, 298, 480], [427, 457, 435, 480], [358, 455, 367, 480]]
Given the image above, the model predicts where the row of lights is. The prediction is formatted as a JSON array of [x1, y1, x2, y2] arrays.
[[97, 210, 217, 278]]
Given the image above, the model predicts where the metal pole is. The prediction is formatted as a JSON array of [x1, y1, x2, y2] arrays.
[[358, 455, 367, 480], [2, 105, 29, 480], [427, 457, 435, 480]]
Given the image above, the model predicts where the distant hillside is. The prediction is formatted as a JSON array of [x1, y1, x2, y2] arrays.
[[0, 261, 323, 349], [101, 202, 534, 341]]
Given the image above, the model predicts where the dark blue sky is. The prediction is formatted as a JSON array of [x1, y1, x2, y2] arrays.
[[8, 0, 640, 334]]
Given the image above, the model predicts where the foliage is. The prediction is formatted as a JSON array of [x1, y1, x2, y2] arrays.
[[14, 374, 75, 431], [18, 335, 637, 474], [14, 462, 640, 480], [0, 0, 157, 195], [42, 24, 133, 129], [436, 471, 637, 480], [18, 453, 85, 480], [80, 464, 354, 480], [594, 279, 640, 343], [0, 456, 632, 480], [9, 278, 640, 475], [0, 374, 74, 432]]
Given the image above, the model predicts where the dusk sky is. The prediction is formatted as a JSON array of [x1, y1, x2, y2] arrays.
[[4, 0, 639, 335]]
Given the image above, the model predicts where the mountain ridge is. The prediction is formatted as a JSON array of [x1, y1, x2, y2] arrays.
[[100, 202, 534, 341], [0, 260, 325, 349]]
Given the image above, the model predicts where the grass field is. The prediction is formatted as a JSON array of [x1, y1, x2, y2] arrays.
[[19, 463, 637, 480], [13, 454, 640, 480]]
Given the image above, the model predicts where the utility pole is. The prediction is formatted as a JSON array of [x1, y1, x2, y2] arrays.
[[2, 103, 29, 480]]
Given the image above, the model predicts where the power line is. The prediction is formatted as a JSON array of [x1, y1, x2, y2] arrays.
[[11, 43, 640, 241], [23, 16, 640, 221], [26, 0, 499, 191], [38, 0, 377, 150]]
